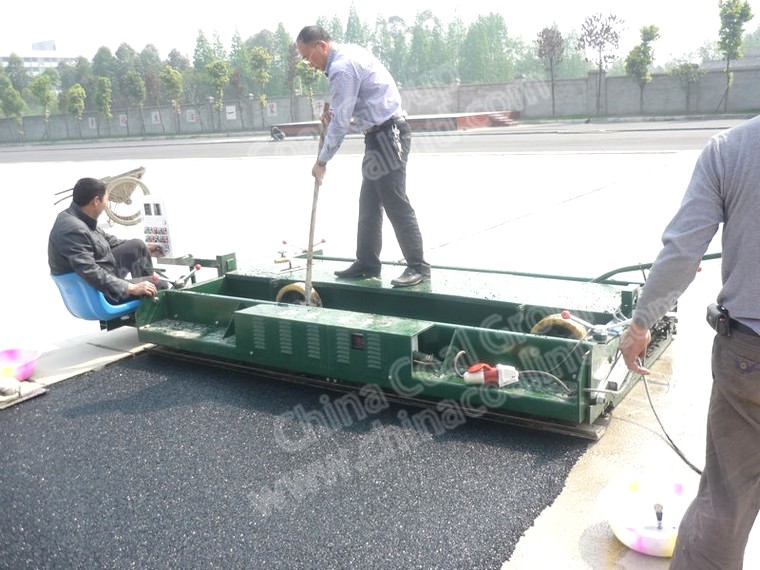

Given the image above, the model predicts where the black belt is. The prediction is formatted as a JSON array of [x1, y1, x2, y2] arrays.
[[364, 117, 406, 135], [730, 318, 760, 337]]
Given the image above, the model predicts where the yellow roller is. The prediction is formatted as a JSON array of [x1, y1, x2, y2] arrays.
[[275, 282, 323, 307], [530, 313, 587, 339]]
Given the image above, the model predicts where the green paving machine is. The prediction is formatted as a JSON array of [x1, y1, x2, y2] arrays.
[[136, 253, 676, 439]]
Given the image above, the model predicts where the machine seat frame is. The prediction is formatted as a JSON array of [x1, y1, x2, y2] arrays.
[[51, 272, 141, 324]]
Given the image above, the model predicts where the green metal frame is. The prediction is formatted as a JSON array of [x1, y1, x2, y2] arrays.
[[136, 254, 676, 432]]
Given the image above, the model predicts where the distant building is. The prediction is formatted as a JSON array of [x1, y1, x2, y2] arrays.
[[0, 40, 77, 75]]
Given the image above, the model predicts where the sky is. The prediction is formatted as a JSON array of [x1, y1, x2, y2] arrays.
[[3, 0, 759, 66]]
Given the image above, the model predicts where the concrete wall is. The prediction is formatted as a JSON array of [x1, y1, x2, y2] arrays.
[[2, 66, 759, 143], [398, 66, 759, 119], [0, 95, 318, 144]]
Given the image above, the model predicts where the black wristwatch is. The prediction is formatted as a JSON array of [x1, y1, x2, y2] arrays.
[[317, 160, 327, 167]]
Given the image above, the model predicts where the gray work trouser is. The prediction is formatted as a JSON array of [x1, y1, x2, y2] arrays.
[[671, 330, 760, 569]]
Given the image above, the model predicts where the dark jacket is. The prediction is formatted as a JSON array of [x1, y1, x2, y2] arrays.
[[48, 204, 130, 302]]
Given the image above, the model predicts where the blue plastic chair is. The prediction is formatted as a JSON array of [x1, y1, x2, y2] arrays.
[[51, 272, 142, 321]]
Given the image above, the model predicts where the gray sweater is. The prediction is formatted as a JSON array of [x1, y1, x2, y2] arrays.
[[634, 115, 760, 332], [48, 203, 131, 303]]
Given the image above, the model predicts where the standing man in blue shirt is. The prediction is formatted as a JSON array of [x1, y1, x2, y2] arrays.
[[296, 25, 430, 287]]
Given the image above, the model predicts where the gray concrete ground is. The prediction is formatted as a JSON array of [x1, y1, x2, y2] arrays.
[[1, 119, 758, 567]]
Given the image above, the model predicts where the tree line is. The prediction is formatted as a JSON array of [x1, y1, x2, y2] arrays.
[[0, 1, 757, 127]]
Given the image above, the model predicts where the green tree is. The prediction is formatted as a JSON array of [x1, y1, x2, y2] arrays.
[[139, 45, 163, 76], [181, 67, 207, 105], [121, 70, 146, 134], [57, 89, 71, 137], [166, 49, 190, 72], [669, 60, 704, 112], [4, 53, 30, 92], [0, 74, 27, 127], [67, 83, 86, 137], [160, 65, 184, 131], [744, 24, 760, 54], [556, 32, 592, 78], [345, 5, 370, 45], [229, 31, 253, 99], [381, 16, 409, 84], [270, 23, 295, 97], [372, 17, 393, 66], [444, 18, 467, 82], [94, 76, 112, 135], [139, 45, 164, 106], [92, 46, 118, 80], [212, 32, 227, 61], [206, 59, 230, 129], [295, 60, 321, 120], [58, 56, 92, 93], [115, 43, 138, 70], [42, 68, 61, 98], [697, 41, 722, 63], [29, 72, 57, 112], [625, 25, 660, 114], [318, 15, 344, 42], [286, 42, 301, 121], [718, 0, 754, 111], [578, 13, 624, 115], [250, 29, 277, 53], [250, 47, 272, 126], [144, 71, 161, 106], [512, 38, 545, 79], [407, 11, 450, 85], [95, 77, 113, 119], [29, 74, 55, 137], [193, 31, 215, 70], [92, 47, 118, 105], [537, 26, 565, 116], [114, 43, 138, 107], [459, 13, 514, 84]]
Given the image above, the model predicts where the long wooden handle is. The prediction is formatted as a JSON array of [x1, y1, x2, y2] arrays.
[[304, 102, 331, 306]]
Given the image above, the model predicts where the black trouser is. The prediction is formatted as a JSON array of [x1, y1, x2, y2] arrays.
[[356, 121, 429, 274], [108, 239, 163, 303], [112, 239, 154, 280]]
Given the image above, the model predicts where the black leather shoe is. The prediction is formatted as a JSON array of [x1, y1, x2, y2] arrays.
[[391, 267, 427, 287], [334, 262, 381, 279]]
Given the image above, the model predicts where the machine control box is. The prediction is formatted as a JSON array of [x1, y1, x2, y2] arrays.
[[142, 199, 173, 258]]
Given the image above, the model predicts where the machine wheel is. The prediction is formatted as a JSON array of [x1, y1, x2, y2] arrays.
[[105, 176, 151, 226], [275, 282, 323, 307], [530, 313, 587, 339]]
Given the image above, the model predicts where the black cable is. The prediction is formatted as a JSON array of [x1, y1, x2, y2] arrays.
[[640, 371, 703, 476], [610, 350, 702, 475]]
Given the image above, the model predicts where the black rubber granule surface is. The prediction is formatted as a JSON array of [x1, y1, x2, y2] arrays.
[[0, 353, 589, 570]]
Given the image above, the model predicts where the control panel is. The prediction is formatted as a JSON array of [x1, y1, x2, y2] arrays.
[[142, 199, 173, 258]]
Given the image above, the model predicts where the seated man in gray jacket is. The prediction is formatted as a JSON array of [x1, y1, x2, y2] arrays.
[[49, 177, 164, 304]]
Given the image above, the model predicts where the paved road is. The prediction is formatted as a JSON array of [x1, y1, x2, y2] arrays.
[[0, 118, 746, 162]]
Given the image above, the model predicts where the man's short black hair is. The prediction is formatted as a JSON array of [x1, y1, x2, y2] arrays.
[[72, 177, 107, 206], [297, 25, 332, 44]]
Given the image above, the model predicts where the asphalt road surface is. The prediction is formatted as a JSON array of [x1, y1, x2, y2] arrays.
[[0, 118, 746, 163]]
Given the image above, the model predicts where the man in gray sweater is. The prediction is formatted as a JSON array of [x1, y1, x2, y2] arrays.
[[49, 177, 162, 304], [620, 115, 760, 568]]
